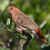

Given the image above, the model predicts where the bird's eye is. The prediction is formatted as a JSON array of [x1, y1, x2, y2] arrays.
[[10, 7, 13, 10]]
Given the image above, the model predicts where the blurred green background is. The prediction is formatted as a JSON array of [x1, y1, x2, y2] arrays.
[[0, 0, 50, 50]]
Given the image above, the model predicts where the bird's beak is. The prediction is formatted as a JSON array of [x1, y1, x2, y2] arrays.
[[7, 6, 12, 12]]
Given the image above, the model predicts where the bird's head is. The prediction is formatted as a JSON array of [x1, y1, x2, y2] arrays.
[[7, 6, 21, 22], [8, 6, 20, 14]]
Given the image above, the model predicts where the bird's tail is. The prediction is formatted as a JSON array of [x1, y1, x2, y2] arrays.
[[34, 28, 48, 44]]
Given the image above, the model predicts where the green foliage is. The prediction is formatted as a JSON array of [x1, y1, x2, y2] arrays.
[[0, 0, 10, 12]]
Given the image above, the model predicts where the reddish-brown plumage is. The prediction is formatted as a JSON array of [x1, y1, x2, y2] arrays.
[[8, 6, 48, 44]]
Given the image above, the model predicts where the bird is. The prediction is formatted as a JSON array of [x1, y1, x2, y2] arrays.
[[8, 6, 48, 45]]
